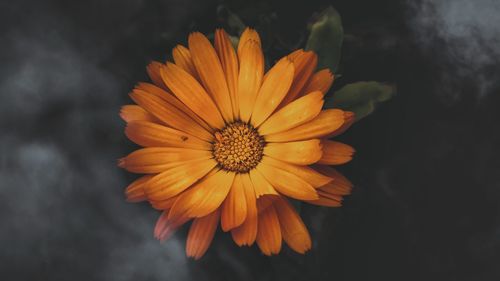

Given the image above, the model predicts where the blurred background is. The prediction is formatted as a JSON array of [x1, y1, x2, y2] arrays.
[[1, 0, 500, 280]]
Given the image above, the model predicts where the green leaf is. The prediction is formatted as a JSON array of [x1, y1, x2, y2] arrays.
[[305, 6, 343, 72], [326, 81, 396, 121]]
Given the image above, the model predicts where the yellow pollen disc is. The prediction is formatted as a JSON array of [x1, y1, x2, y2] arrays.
[[212, 121, 265, 173]]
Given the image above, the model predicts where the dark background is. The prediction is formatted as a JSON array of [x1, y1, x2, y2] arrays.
[[1, 0, 499, 280]]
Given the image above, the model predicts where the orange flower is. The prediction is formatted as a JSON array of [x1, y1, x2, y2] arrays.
[[119, 28, 355, 259]]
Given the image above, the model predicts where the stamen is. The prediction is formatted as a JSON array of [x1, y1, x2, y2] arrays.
[[212, 121, 264, 173]]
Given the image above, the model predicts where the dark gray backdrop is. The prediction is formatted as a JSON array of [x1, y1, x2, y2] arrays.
[[1, 0, 499, 280]]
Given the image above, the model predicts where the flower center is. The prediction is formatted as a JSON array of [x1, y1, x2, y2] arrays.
[[212, 121, 265, 173]]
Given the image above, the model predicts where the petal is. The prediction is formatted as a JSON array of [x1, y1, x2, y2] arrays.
[[265, 109, 345, 142], [186, 209, 220, 260], [260, 156, 332, 188], [130, 88, 213, 141], [154, 210, 190, 242], [125, 121, 212, 150], [146, 61, 168, 90], [124, 175, 152, 202], [215, 29, 240, 117], [120, 105, 159, 123], [231, 173, 258, 246], [329, 111, 355, 138], [189, 32, 234, 122], [256, 204, 282, 256], [118, 147, 212, 174], [264, 139, 323, 165], [256, 162, 318, 200], [237, 40, 264, 122], [256, 194, 278, 213], [305, 191, 343, 207], [312, 165, 353, 195], [136, 82, 213, 133], [161, 62, 225, 129], [306, 165, 352, 207], [150, 195, 178, 210], [258, 91, 324, 136], [238, 27, 261, 57], [249, 168, 278, 198], [274, 197, 312, 254], [221, 174, 247, 231], [145, 159, 217, 201], [318, 140, 355, 165], [168, 170, 235, 220], [250, 57, 295, 127], [302, 69, 335, 95], [172, 45, 199, 79], [279, 50, 318, 107]]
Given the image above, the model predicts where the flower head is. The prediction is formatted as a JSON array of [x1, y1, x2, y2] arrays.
[[119, 28, 355, 259]]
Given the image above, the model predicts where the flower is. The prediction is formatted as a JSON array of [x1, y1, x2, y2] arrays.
[[119, 28, 355, 259]]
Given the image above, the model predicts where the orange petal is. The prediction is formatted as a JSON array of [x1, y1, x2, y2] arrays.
[[256, 194, 278, 213], [305, 191, 343, 207], [120, 105, 159, 123], [188, 32, 234, 122], [186, 209, 220, 260], [260, 156, 332, 188], [125, 121, 212, 150], [264, 139, 323, 165], [258, 91, 323, 136], [118, 147, 212, 174], [145, 159, 217, 201], [231, 173, 258, 246], [168, 170, 235, 220], [305, 165, 352, 207], [328, 111, 355, 138], [237, 40, 264, 122], [248, 168, 278, 198], [256, 162, 318, 201], [172, 45, 199, 79], [146, 61, 169, 90], [135, 82, 213, 133], [150, 195, 178, 210], [318, 140, 355, 165], [161, 62, 225, 129], [221, 174, 247, 231], [302, 69, 334, 96], [154, 210, 190, 242], [274, 197, 311, 254], [215, 29, 239, 117], [313, 165, 353, 195], [265, 109, 345, 142], [250, 57, 295, 127], [279, 50, 318, 107], [124, 175, 152, 202], [256, 204, 282, 256], [130, 88, 213, 141], [237, 27, 261, 58]]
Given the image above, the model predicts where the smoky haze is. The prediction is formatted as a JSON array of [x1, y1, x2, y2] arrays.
[[407, 0, 500, 103], [0, 0, 200, 280]]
